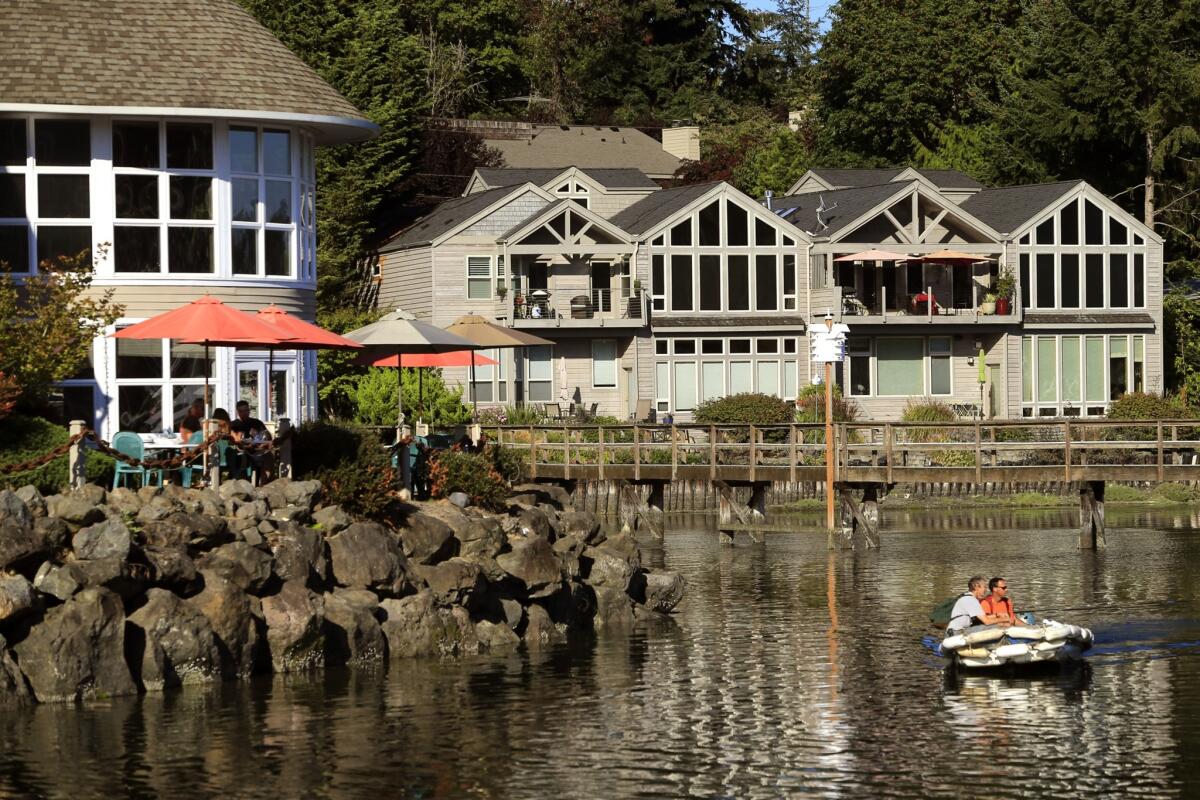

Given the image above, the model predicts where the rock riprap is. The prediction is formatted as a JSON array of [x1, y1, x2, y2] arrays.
[[0, 478, 684, 704]]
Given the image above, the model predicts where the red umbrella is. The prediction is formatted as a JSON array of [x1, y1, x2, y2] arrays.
[[110, 296, 291, 414], [359, 350, 497, 368], [252, 305, 362, 422]]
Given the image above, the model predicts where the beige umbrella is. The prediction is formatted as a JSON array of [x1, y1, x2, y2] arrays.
[[833, 249, 910, 262], [444, 315, 554, 412], [918, 250, 994, 262]]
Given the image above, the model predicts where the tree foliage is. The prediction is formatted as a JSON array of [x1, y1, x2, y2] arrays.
[[350, 367, 472, 427]]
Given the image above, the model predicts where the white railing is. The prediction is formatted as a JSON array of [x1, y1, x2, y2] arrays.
[[512, 289, 645, 321]]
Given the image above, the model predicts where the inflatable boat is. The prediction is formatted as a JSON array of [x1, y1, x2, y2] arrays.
[[940, 621, 1093, 670]]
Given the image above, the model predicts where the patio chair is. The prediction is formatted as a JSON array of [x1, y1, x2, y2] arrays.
[[217, 437, 254, 481], [545, 402, 562, 420], [585, 402, 598, 420], [111, 432, 163, 490], [633, 399, 654, 423], [173, 430, 206, 488]]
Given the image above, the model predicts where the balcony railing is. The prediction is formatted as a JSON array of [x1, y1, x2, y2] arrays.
[[835, 285, 1015, 320], [510, 289, 646, 323]]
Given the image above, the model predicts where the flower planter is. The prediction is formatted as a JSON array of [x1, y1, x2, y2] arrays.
[[995, 298, 1011, 315]]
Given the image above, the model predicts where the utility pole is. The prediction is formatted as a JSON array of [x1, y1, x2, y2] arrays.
[[810, 311, 848, 536]]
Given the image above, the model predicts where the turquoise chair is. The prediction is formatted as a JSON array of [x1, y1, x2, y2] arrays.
[[111, 432, 163, 490], [175, 430, 206, 488]]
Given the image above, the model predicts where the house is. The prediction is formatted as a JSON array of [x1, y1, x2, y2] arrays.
[[377, 165, 1162, 421], [0, 0, 375, 438]]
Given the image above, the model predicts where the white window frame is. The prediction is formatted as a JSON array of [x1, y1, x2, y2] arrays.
[[466, 254, 494, 300], [591, 338, 618, 388], [1020, 333, 1147, 417]]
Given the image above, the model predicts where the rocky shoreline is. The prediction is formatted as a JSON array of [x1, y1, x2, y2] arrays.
[[0, 479, 684, 706]]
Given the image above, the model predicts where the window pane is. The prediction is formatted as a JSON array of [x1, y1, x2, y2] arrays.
[[263, 130, 291, 175], [728, 255, 749, 310], [1059, 199, 1078, 245], [119, 385, 162, 434], [701, 362, 723, 401], [0, 119, 25, 165], [0, 225, 29, 272], [754, 217, 775, 247], [671, 254, 692, 310], [1109, 254, 1128, 307], [1035, 253, 1055, 308], [699, 254, 721, 310], [265, 180, 291, 223], [170, 341, 211, 378], [1109, 217, 1127, 245], [655, 361, 669, 403], [783, 254, 795, 295], [113, 226, 160, 272], [232, 178, 258, 222], [231, 228, 257, 275], [1133, 336, 1145, 393], [1060, 253, 1079, 308], [112, 122, 158, 168], [701, 339, 722, 354], [0, 174, 24, 218], [930, 356, 951, 395], [698, 202, 720, 246], [165, 123, 212, 170], [673, 362, 697, 410], [36, 225, 91, 267], [1085, 336, 1105, 402], [265, 230, 290, 276], [755, 255, 777, 310], [730, 361, 752, 391], [850, 354, 871, 396], [37, 175, 89, 217], [169, 176, 212, 219], [592, 340, 617, 387], [1019, 253, 1030, 310], [35, 120, 90, 166], [757, 361, 779, 396], [527, 346, 552, 381], [1134, 254, 1144, 307], [230, 127, 258, 173], [1109, 337, 1127, 399], [673, 339, 696, 355], [167, 227, 213, 273], [116, 337, 162, 379], [46, 385, 94, 427], [1022, 337, 1033, 403], [1084, 199, 1103, 244], [784, 361, 798, 398], [173, 385, 206, 432], [467, 278, 490, 299], [729, 339, 751, 354], [1061, 336, 1080, 402], [726, 201, 747, 246], [115, 174, 158, 218], [877, 338, 924, 395], [1037, 337, 1056, 402], [1085, 254, 1104, 308], [1036, 216, 1054, 244], [670, 220, 691, 246]]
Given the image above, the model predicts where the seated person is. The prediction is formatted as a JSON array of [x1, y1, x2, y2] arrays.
[[229, 400, 269, 442], [946, 575, 1012, 632], [211, 407, 232, 436], [179, 398, 205, 439], [530, 302, 542, 318], [980, 576, 1029, 625]]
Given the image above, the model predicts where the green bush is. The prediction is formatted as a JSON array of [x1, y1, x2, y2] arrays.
[[486, 443, 525, 483], [0, 414, 113, 493], [292, 421, 397, 520], [350, 367, 471, 427], [1106, 391, 1197, 420], [695, 392, 795, 425], [429, 449, 508, 510], [794, 384, 859, 424]]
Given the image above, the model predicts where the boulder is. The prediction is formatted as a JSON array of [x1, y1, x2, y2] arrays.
[[552, 534, 586, 580], [311, 505, 352, 535], [500, 597, 524, 631], [64, 556, 148, 600], [196, 542, 274, 594], [558, 511, 604, 545], [323, 588, 385, 665], [4, 488, 37, 524], [0, 573, 34, 622], [142, 512, 230, 551], [594, 531, 641, 570], [523, 603, 566, 647], [136, 485, 163, 504], [0, 635, 32, 708], [14, 587, 137, 703], [511, 483, 573, 510], [14, 486, 46, 518], [186, 571, 265, 679], [268, 506, 312, 525], [33, 561, 79, 602], [105, 487, 142, 516], [412, 558, 485, 607], [270, 525, 329, 588], [327, 523, 411, 597], [261, 581, 325, 673], [283, 480, 321, 511], [496, 537, 562, 596], [255, 480, 290, 511], [218, 479, 255, 503], [46, 495, 105, 528], [475, 619, 520, 652], [514, 506, 552, 542], [72, 518, 132, 561], [582, 548, 635, 593], [126, 588, 221, 691], [142, 545, 200, 594], [32, 516, 70, 552], [234, 499, 271, 522], [592, 585, 635, 629], [71, 484, 106, 507], [456, 517, 505, 560], [448, 492, 470, 509], [0, 520, 45, 571], [643, 571, 686, 613], [399, 512, 458, 565], [378, 590, 479, 658]]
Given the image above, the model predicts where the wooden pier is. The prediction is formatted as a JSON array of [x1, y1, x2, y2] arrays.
[[487, 419, 1200, 550]]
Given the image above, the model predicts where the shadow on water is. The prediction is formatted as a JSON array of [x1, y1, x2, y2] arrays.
[[2, 505, 1200, 797]]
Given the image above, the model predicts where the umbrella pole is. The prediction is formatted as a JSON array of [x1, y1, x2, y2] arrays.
[[419, 368, 424, 420], [203, 340, 210, 480], [397, 353, 404, 437], [266, 347, 274, 423], [470, 357, 477, 418]]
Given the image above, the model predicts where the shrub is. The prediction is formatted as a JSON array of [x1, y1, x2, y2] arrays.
[[428, 449, 508, 510], [350, 367, 471, 427], [292, 421, 398, 520], [0, 414, 113, 493], [1106, 392, 1196, 420], [695, 392, 794, 425], [794, 384, 859, 424], [503, 404, 546, 425], [486, 443, 525, 483], [901, 398, 958, 423]]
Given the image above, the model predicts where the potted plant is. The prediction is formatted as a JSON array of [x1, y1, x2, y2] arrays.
[[496, 285, 508, 301], [980, 292, 997, 315], [994, 268, 1016, 315], [632, 278, 642, 294]]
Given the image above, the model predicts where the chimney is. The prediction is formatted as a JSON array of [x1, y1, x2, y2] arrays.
[[662, 123, 700, 161]]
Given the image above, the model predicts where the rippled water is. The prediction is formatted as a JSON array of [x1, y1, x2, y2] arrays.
[[3, 505, 1200, 798]]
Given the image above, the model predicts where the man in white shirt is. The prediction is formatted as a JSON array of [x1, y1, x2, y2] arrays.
[[947, 575, 1009, 632]]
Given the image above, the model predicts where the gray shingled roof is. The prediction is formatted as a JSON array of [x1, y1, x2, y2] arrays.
[[609, 182, 723, 236], [381, 186, 522, 250], [483, 125, 681, 177], [0, 0, 372, 143], [959, 181, 1081, 235], [775, 182, 912, 237], [809, 168, 984, 190], [475, 167, 660, 190]]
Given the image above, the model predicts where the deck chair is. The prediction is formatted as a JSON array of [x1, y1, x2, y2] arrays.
[[633, 399, 653, 423], [544, 402, 562, 420], [173, 430, 206, 488], [111, 432, 163, 489]]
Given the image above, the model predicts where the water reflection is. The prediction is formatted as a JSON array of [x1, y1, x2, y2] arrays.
[[1, 507, 1198, 797]]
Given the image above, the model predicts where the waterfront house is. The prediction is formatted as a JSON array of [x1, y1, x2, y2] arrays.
[[377, 161, 1162, 421], [0, 0, 375, 438]]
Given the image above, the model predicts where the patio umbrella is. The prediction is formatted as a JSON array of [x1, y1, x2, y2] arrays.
[[110, 296, 291, 417], [359, 350, 499, 417], [833, 249, 910, 262], [443, 314, 554, 413], [918, 250, 994, 262], [342, 309, 477, 429], [252, 305, 362, 422], [559, 357, 570, 403]]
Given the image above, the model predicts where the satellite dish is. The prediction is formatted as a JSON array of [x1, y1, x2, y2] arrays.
[[815, 194, 838, 231]]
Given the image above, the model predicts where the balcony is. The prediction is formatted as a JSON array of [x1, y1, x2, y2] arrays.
[[830, 285, 1019, 325], [506, 288, 648, 329]]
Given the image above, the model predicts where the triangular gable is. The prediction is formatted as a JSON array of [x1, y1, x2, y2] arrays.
[[462, 170, 491, 195], [500, 199, 632, 247], [785, 170, 836, 195], [636, 183, 813, 244], [1009, 181, 1162, 244], [835, 184, 1000, 245], [434, 183, 556, 245]]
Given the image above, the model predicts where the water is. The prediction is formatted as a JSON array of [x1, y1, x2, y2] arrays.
[[4, 506, 1200, 798]]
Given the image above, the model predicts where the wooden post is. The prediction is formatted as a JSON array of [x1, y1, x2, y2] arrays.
[[597, 425, 605, 480], [1157, 420, 1164, 481], [789, 424, 797, 484], [205, 418, 221, 490], [1063, 421, 1071, 482], [749, 424, 757, 482], [563, 424, 571, 480], [709, 424, 717, 480], [277, 417, 292, 480], [885, 423, 893, 484], [1080, 480, 1106, 549], [670, 424, 678, 480], [68, 420, 87, 490], [825, 359, 834, 531], [617, 479, 638, 532], [529, 426, 538, 480], [974, 421, 982, 483]]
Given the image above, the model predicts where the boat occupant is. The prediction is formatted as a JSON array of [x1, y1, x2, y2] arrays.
[[981, 577, 1030, 625], [946, 575, 1010, 632]]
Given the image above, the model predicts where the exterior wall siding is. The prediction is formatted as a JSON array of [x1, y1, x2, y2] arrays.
[[377, 246, 433, 320]]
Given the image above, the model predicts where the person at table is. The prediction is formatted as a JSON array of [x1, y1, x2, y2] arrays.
[[211, 407, 232, 436], [981, 576, 1031, 625], [229, 400, 270, 442], [946, 575, 1011, 632], [178, 398, 205, 439]]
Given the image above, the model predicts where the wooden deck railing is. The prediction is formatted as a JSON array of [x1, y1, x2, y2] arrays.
[[483, 419, 1200, 484]]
